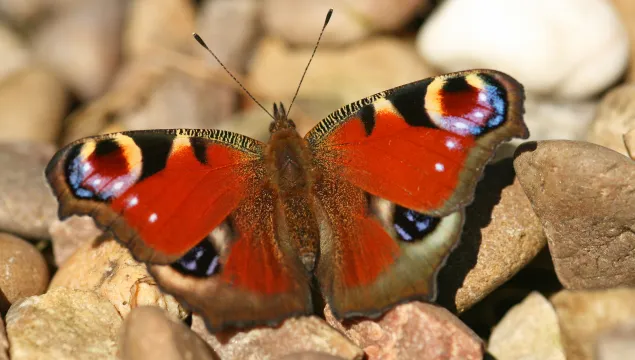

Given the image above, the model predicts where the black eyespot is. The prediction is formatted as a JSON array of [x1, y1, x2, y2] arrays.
[[171, 238, 221, 277], [393, 205, 440, 242]]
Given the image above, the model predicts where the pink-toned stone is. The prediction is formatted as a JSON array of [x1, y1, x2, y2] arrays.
[[325, 302, 484, 360]]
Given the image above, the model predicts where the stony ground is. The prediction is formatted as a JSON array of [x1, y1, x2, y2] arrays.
[[0, 0, 634, 359]]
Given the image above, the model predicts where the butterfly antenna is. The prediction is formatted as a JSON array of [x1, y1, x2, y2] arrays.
[[193, 33, 274, 120], [287, 8, 333, 116]]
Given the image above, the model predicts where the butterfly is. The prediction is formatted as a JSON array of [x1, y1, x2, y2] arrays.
[[45, 67, 528, 332], [45, 10, 528, 332]]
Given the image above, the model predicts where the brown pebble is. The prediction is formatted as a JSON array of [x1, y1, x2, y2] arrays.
[[0, 233, 49, 313], [514, 140, 635, 289]]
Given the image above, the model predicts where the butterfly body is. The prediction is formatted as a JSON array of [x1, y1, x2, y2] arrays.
[[46, 70, 529, 332]]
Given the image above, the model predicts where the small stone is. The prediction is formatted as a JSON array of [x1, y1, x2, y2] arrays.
[[0, 316, 7, 360], [325, 302, 484, 360], [32, 0, 125, 100], [551, 288, 635, 360], [5, 288, 121, 360], [48, 216, 102, 266], [192, 315, 364, 360], [523, 96, 598, 143], [436, 159, 546, 313], [0, 142, 58, 239], [124, 0, 195, 58], [62, 55, 236, 143], [611, 0, 635, 81], [50, 236, 187, 321], [586, 84, 635, 156], [276, 353, 348, 360], [119, 306, 218, 360], [196, 0, 260, 72], [595, 321, 635, 360], [0, 23, 30, 83], [514, 140, 635, 289], [0, 68, 68, 143], [624, 128, 635, 159], [488, 292, 566, 360], [263, 0, 370, 45], [249, 37, 435, 113], [0, 233, 49, 313], [417, 0, 629, 99]]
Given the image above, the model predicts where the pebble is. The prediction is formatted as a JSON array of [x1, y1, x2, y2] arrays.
[[50, 235, 187, 321], [276, 353, 348, 360], [0, 24, 30, 83], [436, 159, 546, 313], [0, 142, 58, 239], [417, 0, 629, 99], [610, 0, 635, 81], [551, 288, 635, 360], [522, 96, 597, 143], [586, 84, 635, 156], [192, 315, 364, 360], [248, 37, 436, 115], [48, 216, 102, 266], [595, 321, 635, 360], [0, 233, 49, 313], [119, 306, 218, 360], [32, 0, 125, 100], [488, 292, 566, 360], [124, 0, 196, 58], [325, 302, 484, 360], [0, 316, 7, 360], [196, 0, 260, 71], [262, 0, 370, 46], [0, 67, 68, 144], [5, 288, 121, 360], [514, 140, 635, 289]]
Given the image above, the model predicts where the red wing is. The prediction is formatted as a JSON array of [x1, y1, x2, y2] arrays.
[[149, 186, 313, 332], [305, 69, 528, 216], [313, 173, 464, 318], [46, 129, 266, 263]]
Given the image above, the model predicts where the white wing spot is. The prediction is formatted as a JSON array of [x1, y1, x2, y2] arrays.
[[435, 163, 445, 172], [127, 196, 139, 208], [474, 111, 484, 118], [113, 181, 124, 191], [445, 139, 457, 149], [149, 213, 158, 223], [92, 178, 102, 186], [82, 163, 92, 172], [478, 93, 487, 102]]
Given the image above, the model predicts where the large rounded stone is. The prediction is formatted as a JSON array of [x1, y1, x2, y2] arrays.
[[514, 140, 635, 289]]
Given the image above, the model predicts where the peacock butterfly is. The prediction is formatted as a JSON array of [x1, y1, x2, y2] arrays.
[[45, 10, 528, 332]]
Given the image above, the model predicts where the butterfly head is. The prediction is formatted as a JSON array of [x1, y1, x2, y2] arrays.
[[269, 102, 296, 134]]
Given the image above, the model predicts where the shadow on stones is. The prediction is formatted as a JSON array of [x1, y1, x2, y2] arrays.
[[435, 158, 517, 313]]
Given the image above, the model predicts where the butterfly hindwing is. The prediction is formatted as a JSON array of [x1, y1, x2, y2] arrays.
[[306, 69, 527, 318], [149, 186, 313, 332]]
